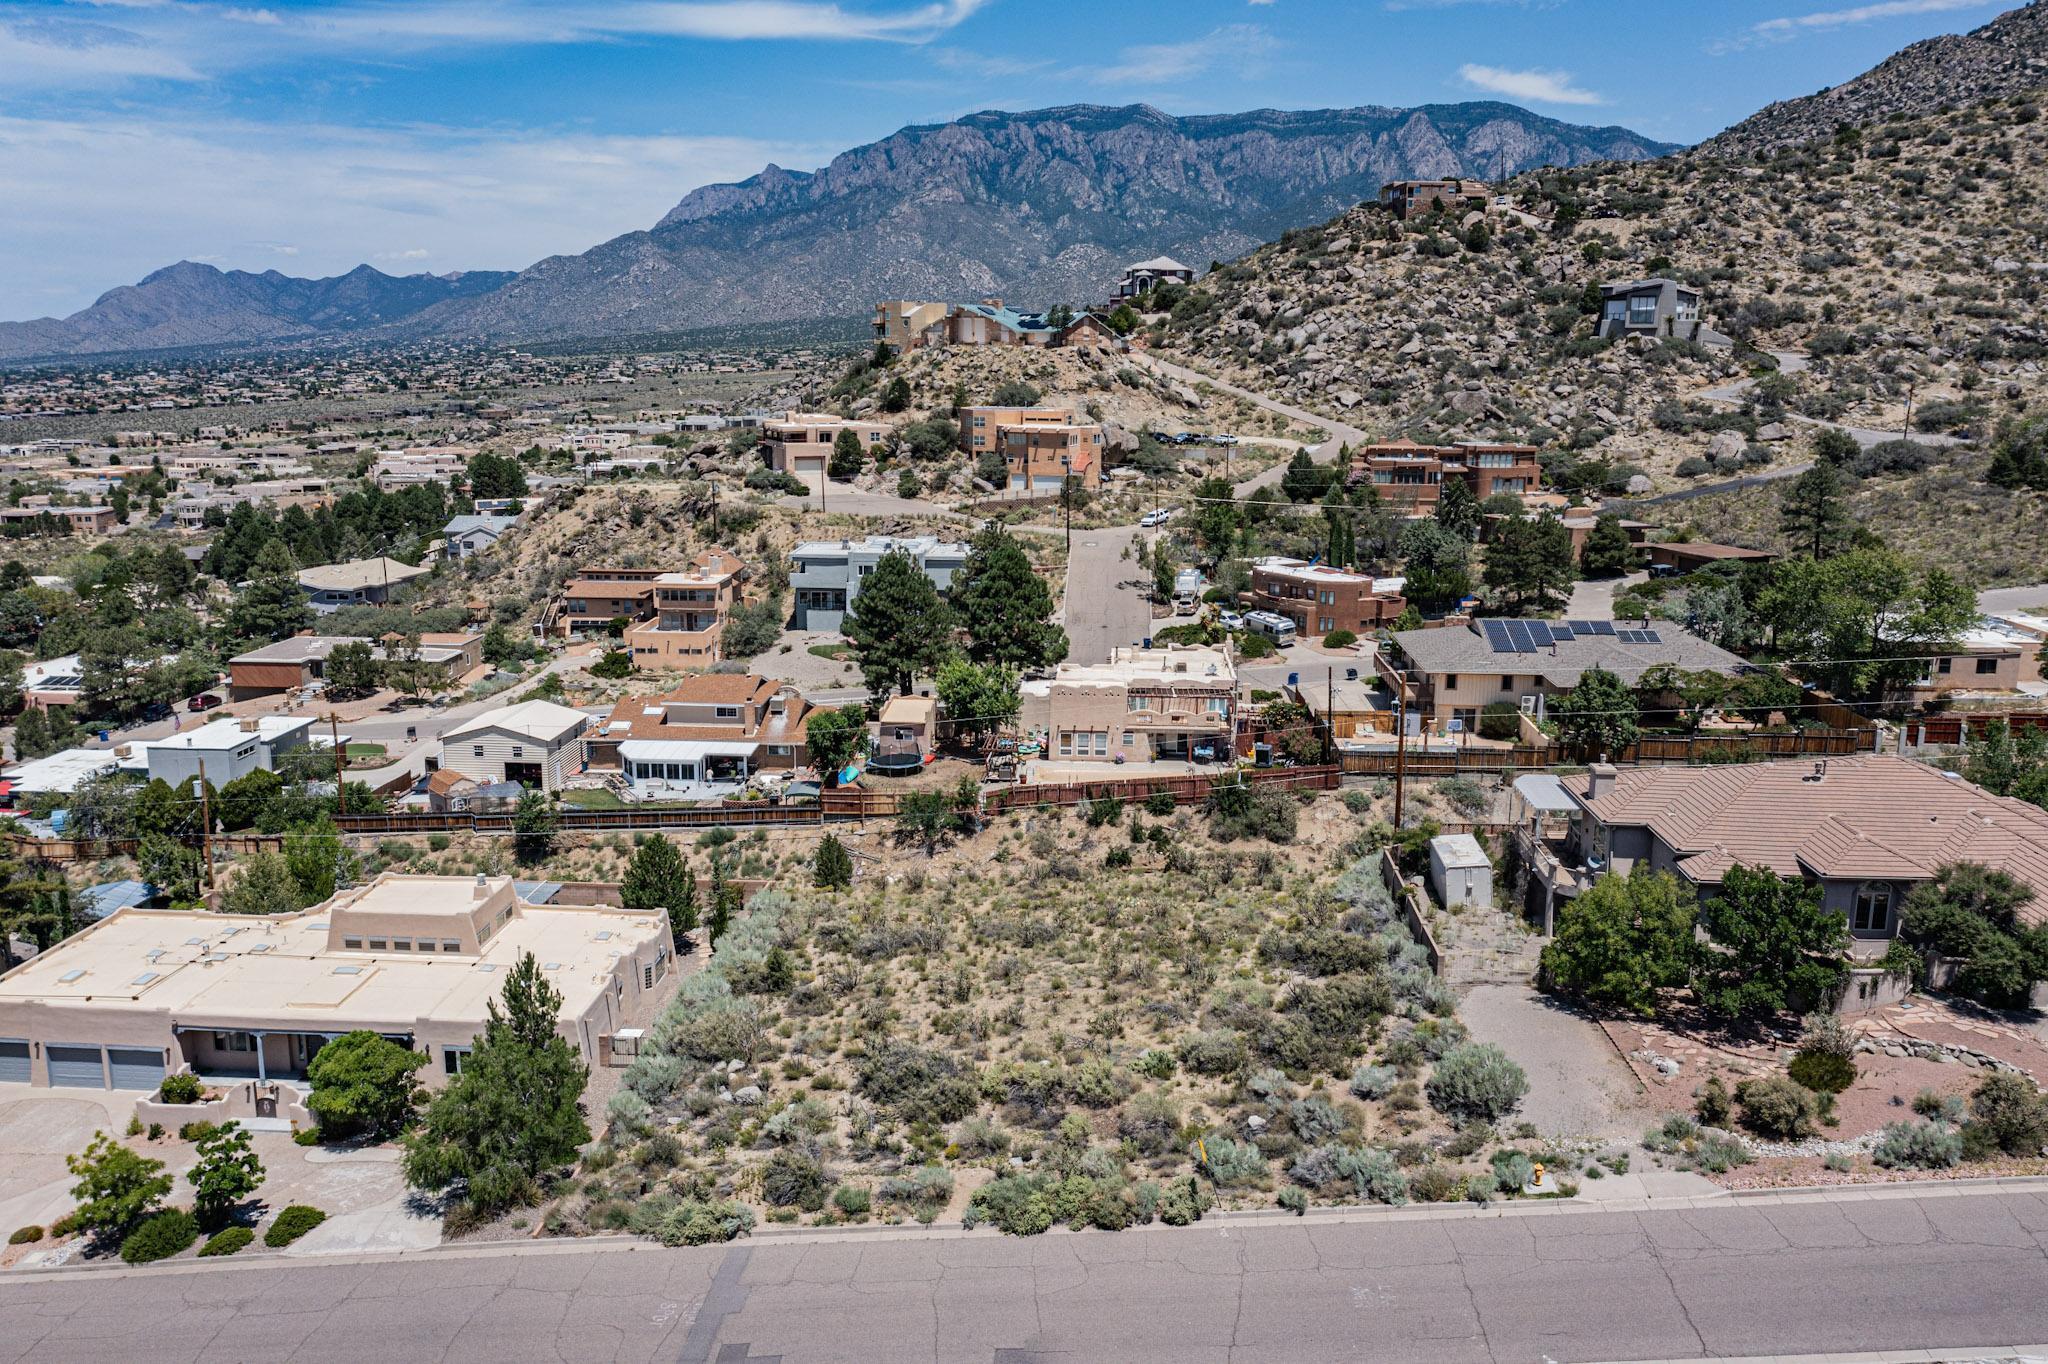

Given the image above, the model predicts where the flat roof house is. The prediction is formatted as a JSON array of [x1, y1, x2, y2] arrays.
[[1249, 558, 1406, 641], [1002, 424, 1105, 492], [872, 300, 952, 352], [1910, 617, 2044, 697], [1019, 644, 1238, 765], [585, 674, 813, 799], [958, 405, 1078, 455], [438, 700, 592, 793], [1386, 617, 1746, 732], [297, 557, 430, 613], [623, 547, 749, 669], [788, 534, 969, 633], [142, 715, 317, 787], [761, 413, 892, 488], [0, 873, 674, 1092], [1641, 541, 1777, 575], [1378, 178, 1488, 221], [1351, 440, 1542, 514], [555, 573, 659, 638], [1598, 278, 1733, 351], [1548, 756, 2048, 969]]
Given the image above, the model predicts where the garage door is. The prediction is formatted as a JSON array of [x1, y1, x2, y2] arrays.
[[46, 1045, 105, 1088], [0, 1040, 28, 1084], [106, 1048, 165, 1091]]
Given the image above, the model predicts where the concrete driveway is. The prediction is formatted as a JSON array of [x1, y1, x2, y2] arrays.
[[0, 1091, 140, 1239], [1058, 524, 1155, 664]]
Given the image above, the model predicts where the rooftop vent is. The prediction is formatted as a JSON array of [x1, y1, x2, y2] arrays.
[[131, 972, 159, 986], [333, 965, 363, 976], [58, 969, 85, 983]]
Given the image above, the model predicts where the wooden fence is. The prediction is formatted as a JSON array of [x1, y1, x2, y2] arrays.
[[1338, 726, 1877, 778], [985, 765, 1338, 814], [1908, 712, 2048, 747], [3, 833, 284, 864]]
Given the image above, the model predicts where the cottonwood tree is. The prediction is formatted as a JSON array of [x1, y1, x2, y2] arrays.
[[804, 706, 870, 785], [1548, 666, 1638, 758], [934, 656, 1019, 749]]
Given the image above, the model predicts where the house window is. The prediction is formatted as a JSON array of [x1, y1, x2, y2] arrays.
[[416, 939, 435, 953], [1937, 657, 1952, 674], [214, 1031, 255, 1053], [390, 937, 411, 951], [643, 963, 655, 990], [715, 706, 739, 719], [1127, 695, 1151, 712], [443, 939, 461, 952], [473, 745, 485, 757], [1059, 731, 1073, 755], [1443, 674, 1458, 691], [511, 746, 524, 757], [367, 937, 387, 951], [443, 1047, 471, 1076], [1852, 882, 1893, 934], [342, 935, 363, 949], [1976, 657, 2000, 675], [1205, 697, 1230, 716], [1628, 295, 1657, 326]]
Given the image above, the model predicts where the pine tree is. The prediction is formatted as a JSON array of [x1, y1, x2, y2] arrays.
[[813, 834, 853, 889], [706, 855, 740, 946], [1778, 461, 1854, 560], [621, 836, 697, 948], [844, 551, 954, 697], [224, 539, 312, 644], [950, 524, 1067, 669], [1482, 513, 1575, 612], [827, 427, 866, 481], [1578, 514, 1636, 579], [1434, 477, 1480, 540]]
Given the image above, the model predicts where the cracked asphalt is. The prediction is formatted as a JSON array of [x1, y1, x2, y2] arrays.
[[7, 1184, 2048, 1362]]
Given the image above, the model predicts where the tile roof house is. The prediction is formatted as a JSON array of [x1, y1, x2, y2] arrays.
[[1555, 756, 2048, 958], [1386, 618, 1745, 730], [585, 675, 814, 798]]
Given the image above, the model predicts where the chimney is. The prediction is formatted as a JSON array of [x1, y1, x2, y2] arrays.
[[1587, 761, 1616, 801], [472, 872, 489, 901]]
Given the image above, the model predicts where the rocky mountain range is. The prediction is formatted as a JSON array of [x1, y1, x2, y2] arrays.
[[0, 262, 515, 362], [0, 101, 1672, 361], [1705, 0, 2047, 157]]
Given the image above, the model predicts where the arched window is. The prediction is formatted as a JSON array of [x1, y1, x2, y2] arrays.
[[1852, 882, 1893, 935]]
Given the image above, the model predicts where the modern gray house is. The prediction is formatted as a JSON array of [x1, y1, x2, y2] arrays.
[[789, 534, 970, 632], [443, 514, 517, 561], [1597, 278, 1732, 350]]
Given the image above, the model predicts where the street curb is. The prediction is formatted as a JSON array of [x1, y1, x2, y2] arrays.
[[17, 1171, 2048, 1283], [1588, 1347, 2048, 1364]]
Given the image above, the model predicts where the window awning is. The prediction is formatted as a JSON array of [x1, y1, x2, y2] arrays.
[[617, 739, 759, 763]]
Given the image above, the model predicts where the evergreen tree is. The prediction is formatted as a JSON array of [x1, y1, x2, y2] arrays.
[[402, 952, 590, 1213], [284, 814, 353, 903], [1778, 460, 1854, 560], [1987, 414, 2048, 491], [1396, 519, 1472, 614], [224, 540, 312, 644], [813, 834, 853, 889], [844, 551, 953, 697], [1280, 449, 1337, 503], [706, 856, 740, 946], [1320, 484, 1356, 569], [1694, 865, 1849, 1020], [621, 836, 697, 948], [1434, 476, 1480, 540], [827, 427, 866, 481], [187, 1122, 265, 1231], [880, 376, 912, 413], [1811, 427, 1859, 468], [1578, 514, 1635, 579], [1482, 513, 1575, 612], [511, 791, 557, 865], [950, 524, 1067, 669]]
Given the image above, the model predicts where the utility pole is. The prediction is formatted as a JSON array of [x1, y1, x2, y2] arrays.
[[194, 757, 215, 891], [1901, 382, 1916, 441], [330, 713, 343, 796], [1062, 455, 1073, 552]]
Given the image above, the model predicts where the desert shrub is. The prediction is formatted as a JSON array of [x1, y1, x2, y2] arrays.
[[1409, 1163, 1461, 1203], [877, 1165, 954, 1213], [198, 1226, 253, 1257], [857, 1042, 979, 1124], [605, 1090, 651, 1135], [1968, 1073, 2048, 1156], [1086, 795, 1123, 828], [1913, 1089, 1966, 1124], [263, 1205, 327, 1248], [1278, 1185, 1309, 1215], [1641, 1115, 1699, 1152], [1177, 1029, 1248, 1077], [1477, 703, 1522, 742], [1462, 1172, 1500, 1203], [964, 1173, 1057, 1235], [1433, 777, 1488, 818], [1192, 1135, 1268, 1187], [1144, 791, 1178, 817], [1675, 456, 1712, 478], [1348, 1064, 1398, 1100], [1150, 1175, 1212, 1226], [1490, 1150, 1534, 1192], [831, 1184, 871, 1218], [1322, 629, 1357, 649], [1287, 1097, 1347, 1144], [760, 1149, 830, 1211], [952, 1115, 1012, 1157], [157, 1073, 203, 1105], [8, 1225, 42, 1245], [1787, 1050, 1858, 1095], [1735, 1077, 1820, 1139], [1207, 779, 1298, 844], [1134, 1049, 1176, 1080], [652, 1200, 756, 1246], [1872, 1118, 1963, 1170], [178, 1122, 218, 1143], [1290, 1143, 1408, 1205], [120, 1210, 198, 1264], [1695, 1076, 1732, 1127], [1117, 1093, 1183, 1156], [1690, 1130, 1752, 1174], [1425, 1044, 1528, 1126], [1064, 1058, 1133, 1108]]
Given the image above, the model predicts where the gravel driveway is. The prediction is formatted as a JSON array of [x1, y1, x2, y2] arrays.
[[1457, 984, 1653, 1141]]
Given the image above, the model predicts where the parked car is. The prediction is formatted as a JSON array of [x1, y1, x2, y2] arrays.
[[1218, 610, 1245, 630], [1212, 434, 1239, 446], [1140, 508, 1172, 527], [186, 692, 223, 712]]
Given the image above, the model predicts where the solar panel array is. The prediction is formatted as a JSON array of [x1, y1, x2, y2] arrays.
[[1480, 619, 1653, 653]]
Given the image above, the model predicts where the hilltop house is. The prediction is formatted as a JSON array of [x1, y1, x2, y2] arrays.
[[1378, 178, 1489, 220], [1351, 440, 1543, 513], [1597, 279, 1733, 350], [1112, 257, 1196, 301], [622, 547, 749, 668], [297, 557, 429, 613], [1248, 558, 1406, 641], [442, 514, 517, 561], [760, 413, 892, 485]]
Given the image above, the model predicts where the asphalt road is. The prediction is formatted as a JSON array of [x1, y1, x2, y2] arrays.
[[1057, 523, 1154, 664], [8, 1183, 2048, 1362], [1128, 353, 1368, 496]]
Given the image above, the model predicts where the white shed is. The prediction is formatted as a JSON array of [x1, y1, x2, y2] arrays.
[[1428, 833, 1493, 910]]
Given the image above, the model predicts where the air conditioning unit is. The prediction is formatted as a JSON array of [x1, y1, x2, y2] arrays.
[[1519, 694, 1540, 716]]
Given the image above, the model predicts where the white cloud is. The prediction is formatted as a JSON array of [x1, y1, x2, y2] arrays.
[[0, 14, 203, 87], [0, 114, 836, 318], [1456, 62, 1605, 106], [1752, 0, 1991, 35], [1097, 24, 1276, 86]]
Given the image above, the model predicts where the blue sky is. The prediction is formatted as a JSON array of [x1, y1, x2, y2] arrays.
[[0, 0, 2026, 321]]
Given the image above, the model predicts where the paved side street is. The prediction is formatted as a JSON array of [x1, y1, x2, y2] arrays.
[[6, 1183, 2048, 1363]]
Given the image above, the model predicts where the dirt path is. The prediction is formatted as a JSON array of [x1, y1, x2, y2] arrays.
[[1457, 984, 1654, 1141]]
